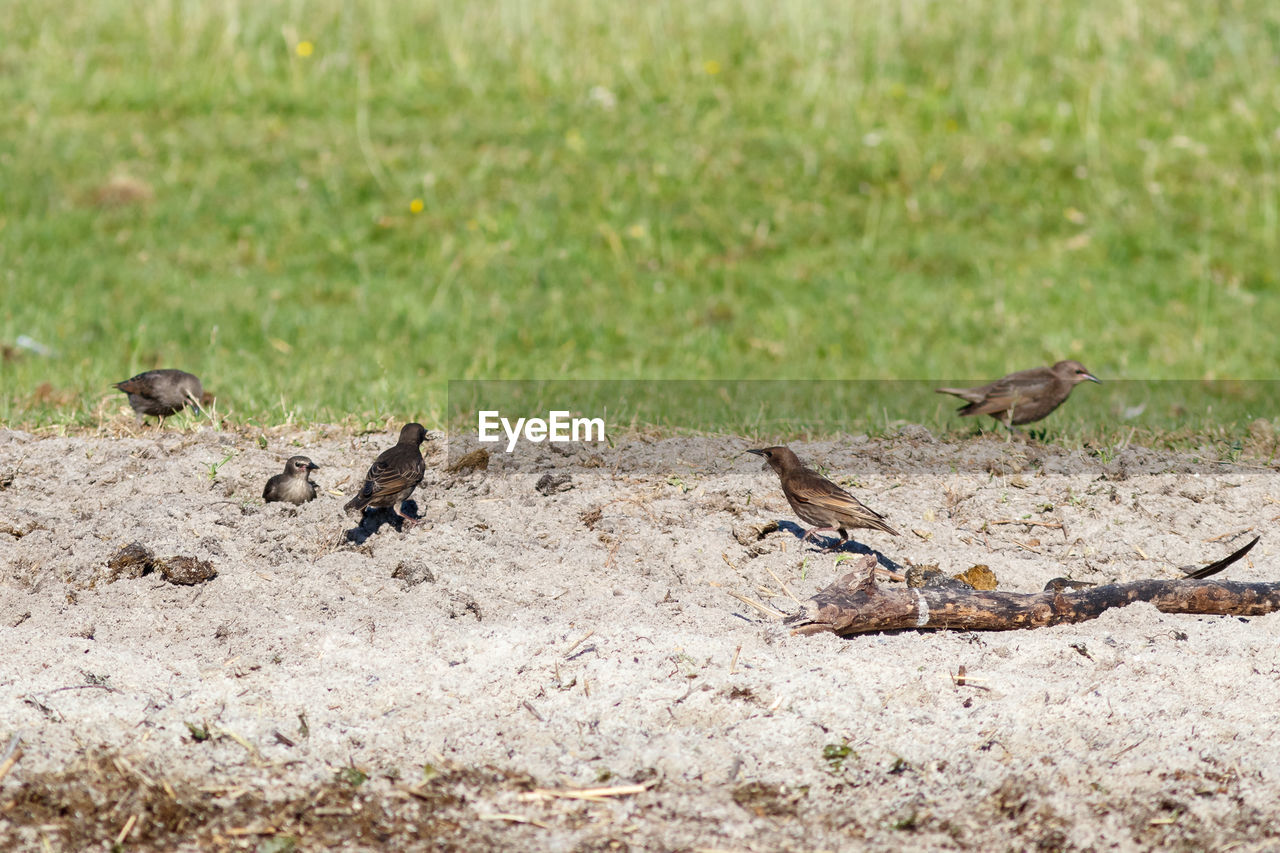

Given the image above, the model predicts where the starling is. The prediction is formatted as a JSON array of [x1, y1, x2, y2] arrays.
[[747, 446, 898, 550], [936, 360, 1100, 428], [263, 456, 319, 505], [344, 423, 429, 526], [113, 369, 204, 421]]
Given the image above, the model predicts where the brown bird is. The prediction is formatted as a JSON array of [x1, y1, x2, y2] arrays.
[[113, 369, 205, 421], [344, 423, 429, 526], [263, 456, 319, 505], [936, 360, 1100, 428], [748, 446, 899, 551]]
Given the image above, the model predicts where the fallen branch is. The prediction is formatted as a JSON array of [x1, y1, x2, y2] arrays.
[[786, 537, 1276, 636]]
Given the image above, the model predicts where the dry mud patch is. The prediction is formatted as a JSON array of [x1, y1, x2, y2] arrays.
[[0, 425, 1278, 851]]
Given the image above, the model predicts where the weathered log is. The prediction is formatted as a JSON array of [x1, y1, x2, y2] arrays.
[[787, 537, 1278, 636]]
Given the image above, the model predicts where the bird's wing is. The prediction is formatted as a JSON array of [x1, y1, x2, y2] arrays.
[[113, 375, 152, 394], [936, 385, 988, 404], [959, 370, 1054, 417], [789, 474, 886, 521], [361, 451, 424, 501]]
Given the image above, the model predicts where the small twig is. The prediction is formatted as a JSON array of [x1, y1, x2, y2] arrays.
[[564, 630, 594, 657], [216, 728, 264, 764], [115, 814, 138, 845], [1203, 527, 1253, 543], [522, 701, 545, 722], [764, 566, 800, 605], [478, 813, 548, 828], [989, 519, 1063, 529], [729, 645, 742, 675], [1111, 735, 1149, 760], [519, 780, 656, 803], [0, 734, 24, 784], [43, 684, 120, 696], [723, 589, 786, 619]]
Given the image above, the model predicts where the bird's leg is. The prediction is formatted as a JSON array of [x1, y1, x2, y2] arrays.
[[998, 417, 1023, 442], [819, 530, 851, 553], [801, 526, 840, 551], [394, 503, 421, 528]]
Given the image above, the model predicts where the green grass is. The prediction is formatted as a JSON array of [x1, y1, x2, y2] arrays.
[[446, 379, 1280, 461], [3, 0, 1280, 431]]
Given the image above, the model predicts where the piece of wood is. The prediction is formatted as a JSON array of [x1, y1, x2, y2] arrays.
[[787, 537, 1277, 636]]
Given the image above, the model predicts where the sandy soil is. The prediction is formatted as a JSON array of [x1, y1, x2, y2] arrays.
[[0, 423, 1278, 852]]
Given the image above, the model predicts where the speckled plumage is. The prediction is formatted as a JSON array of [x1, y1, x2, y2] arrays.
[[748, 446, 898, 550], [344, 423, 429, 526]]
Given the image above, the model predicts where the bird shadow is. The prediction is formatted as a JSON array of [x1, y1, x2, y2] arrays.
[[776, 521, 903, 572], [344, 500, 423, 544]]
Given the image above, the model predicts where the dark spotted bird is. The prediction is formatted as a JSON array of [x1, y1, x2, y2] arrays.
[[344, 423, 429, 526], [113, 369, 205, 421], [263, 456, 319, 505], [748, 446, 898, 550], [936, 360, 1100, 428]]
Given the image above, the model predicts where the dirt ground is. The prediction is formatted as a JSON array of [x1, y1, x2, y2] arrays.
[[1, 423, 1278, 852]]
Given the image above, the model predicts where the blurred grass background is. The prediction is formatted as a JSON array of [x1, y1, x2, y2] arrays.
[[3, 0, 1280, 435]]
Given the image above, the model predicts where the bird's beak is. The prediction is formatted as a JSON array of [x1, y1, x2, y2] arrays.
[[1084, 373, 1101, 384], [307, 462, 319, 470], [746, 448, 765, 457]]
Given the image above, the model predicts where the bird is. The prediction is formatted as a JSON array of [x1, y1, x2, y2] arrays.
[[344, 423, 429, 526], [263, 456, 319, 505], [113, 369, 205, 422], [936, 360, 1100, 428], [747, 446, 898, 551]]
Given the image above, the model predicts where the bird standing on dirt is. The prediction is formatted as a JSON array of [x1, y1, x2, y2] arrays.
[[263, 456, 319, 505], [344, 423, 429, 527], [936, 360, 1100, 428], [113, 369, 206, 422], [748, 446, 899, 551]]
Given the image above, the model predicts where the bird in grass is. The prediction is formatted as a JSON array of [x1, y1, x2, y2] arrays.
[[263, 456, 319, 505], [748, 446, 899, 551], [113, 369, 205, 422], [344, 423, 429, 527], [936, 360, 1100, 429]]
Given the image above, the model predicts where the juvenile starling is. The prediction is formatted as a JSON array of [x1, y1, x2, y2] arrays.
[[747, 446, 898, 550], [344, 423, 429, 526], [113, 369, 204, 420], [936, 360, 1100, 428], [263, 456, 319, 505]]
